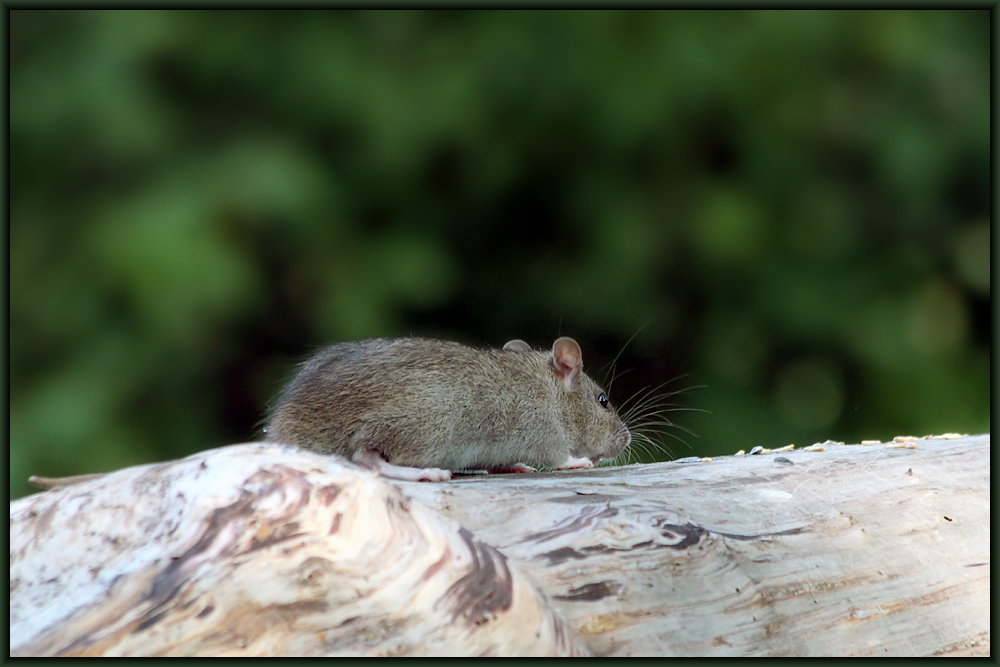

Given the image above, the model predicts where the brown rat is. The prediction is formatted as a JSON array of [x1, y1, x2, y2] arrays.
[[264, 337, 631, 482]]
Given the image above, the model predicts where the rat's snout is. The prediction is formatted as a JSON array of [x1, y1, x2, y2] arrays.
[[618, 424, 632, 453], [602, 422, 631, 460]]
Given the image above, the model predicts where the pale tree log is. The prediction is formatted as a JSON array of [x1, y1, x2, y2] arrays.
[[9, 434, 990, 657]]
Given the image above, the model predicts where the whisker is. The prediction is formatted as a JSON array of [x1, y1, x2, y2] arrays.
[[614, 380, 705, 463], [598, 322, 651, 388]]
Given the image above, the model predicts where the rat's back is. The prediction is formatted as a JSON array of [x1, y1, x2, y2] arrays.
[[264, 338, 521, 461]]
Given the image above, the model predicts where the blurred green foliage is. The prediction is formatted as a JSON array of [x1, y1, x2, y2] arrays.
[[10, 10, 990, 499]]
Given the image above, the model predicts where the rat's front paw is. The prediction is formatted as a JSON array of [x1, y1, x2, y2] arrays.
[[555, 455, 594, 470]]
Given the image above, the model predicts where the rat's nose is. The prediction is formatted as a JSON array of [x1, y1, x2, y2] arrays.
[[616, 426, 631, 451]]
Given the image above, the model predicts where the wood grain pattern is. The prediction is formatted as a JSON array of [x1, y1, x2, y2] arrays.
[[9, 435, 990, 656], [402, 434, 990, 656], [10, 445, 580, 656]]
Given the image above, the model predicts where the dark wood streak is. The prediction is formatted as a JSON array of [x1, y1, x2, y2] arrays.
[[246, 522, 305, 553], [521, 507, 619, 544], [129, 492, 257, 634], [317, 484, 341, 506], [655, 523, 707, 549], [438, 528, 513, 627], [540, 542, 645, 565], [540, 547, 587, 565], [421, 545, 453, 583], [712, 526, 807, 541], [554, 581, 624, 602], [651, 515, 807, 543], [540, 523, 808, 565]]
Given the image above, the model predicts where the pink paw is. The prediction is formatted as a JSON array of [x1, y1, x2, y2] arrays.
[[414, 467, 452, 482], [555, 455, 594, 470], [359, 451, 453, 482]]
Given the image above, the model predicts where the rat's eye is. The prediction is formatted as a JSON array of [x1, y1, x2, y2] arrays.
[[598, 393, 610, 409]]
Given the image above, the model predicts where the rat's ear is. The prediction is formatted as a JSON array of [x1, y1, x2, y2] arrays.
[[503, 339, 532, 352], [550, 337, 582, 389]]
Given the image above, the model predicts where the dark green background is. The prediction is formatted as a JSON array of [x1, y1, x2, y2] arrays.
[[10, 10, 991, 499]]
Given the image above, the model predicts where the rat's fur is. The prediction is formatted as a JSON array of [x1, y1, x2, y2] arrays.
[[265, 337, 630, 474]]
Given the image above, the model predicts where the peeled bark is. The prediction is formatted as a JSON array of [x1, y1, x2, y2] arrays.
[[9, 434, 990, 657]]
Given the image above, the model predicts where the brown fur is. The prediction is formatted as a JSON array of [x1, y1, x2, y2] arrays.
[[265, 337, 631, 471]]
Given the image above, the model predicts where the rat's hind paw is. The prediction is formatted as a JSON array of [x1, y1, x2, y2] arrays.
[[411, 467, 452, 482], [377, 461, 452, 482], [352, 450, 452, 482]]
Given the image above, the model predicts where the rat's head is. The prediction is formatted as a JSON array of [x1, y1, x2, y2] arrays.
[[507, 337, 631, 465]]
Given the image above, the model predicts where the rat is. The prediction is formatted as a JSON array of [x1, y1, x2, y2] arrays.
[[264, 336, 632, 482]]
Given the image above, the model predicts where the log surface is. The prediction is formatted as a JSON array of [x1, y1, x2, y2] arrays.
[[9, 434, 990, 657], [10, 446, 580, 657], [402, 434, 991, 656]]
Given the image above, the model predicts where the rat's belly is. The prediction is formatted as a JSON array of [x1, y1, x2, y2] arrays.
[[415, 437, 543, 471]]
